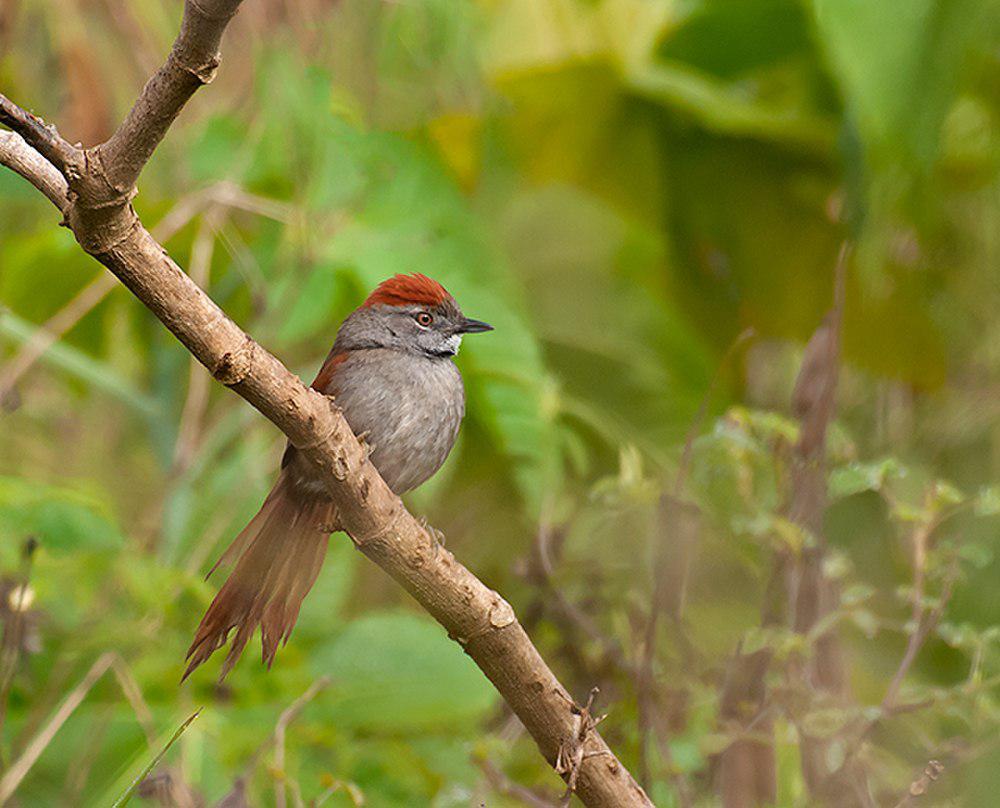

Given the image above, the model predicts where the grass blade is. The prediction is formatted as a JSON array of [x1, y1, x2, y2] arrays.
[[109, 709, 202, 808]]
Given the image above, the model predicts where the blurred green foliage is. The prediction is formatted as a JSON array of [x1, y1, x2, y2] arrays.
[[2, 0, 1000, 805]]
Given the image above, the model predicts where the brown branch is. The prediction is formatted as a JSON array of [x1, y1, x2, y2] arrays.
[[0, 94, 78, 175], [639, 327, 754, 795], [95, 0, 244, 194], [715, 245, 852, 808], [0, 131, 69, 210], [0, 6, 651, 806]]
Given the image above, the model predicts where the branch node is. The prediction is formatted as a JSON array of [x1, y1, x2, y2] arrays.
[[168, 46, 222, 85], [349, 505, 407, 549], [554, 686, 606, 803], [188, 0, 241, 22], [211, 335, 256, 386], [74, 206, 141, 255], [448, 595, 517, 649], [0, 92, 80, 174], [908, 759, 943, 797], [295, 419, 342, 460]]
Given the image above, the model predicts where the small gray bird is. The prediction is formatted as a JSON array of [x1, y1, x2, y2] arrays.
[[184, 274, 492, 679]]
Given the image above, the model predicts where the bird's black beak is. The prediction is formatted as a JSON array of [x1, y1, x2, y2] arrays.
[[458, 317, 493, 334]]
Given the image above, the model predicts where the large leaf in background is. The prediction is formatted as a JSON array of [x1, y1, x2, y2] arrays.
[[657, 0, 813, 79], [499, 184, 715, 457], [809, 0, 984, 170], [0, 476, 124, 559], [311, 612, 496, 731], [0, 309, 161, 418], [639, 0, 835, 151], [482, 0, 671, 72], [663, 133, 948, 386], [485, 0, 831, 169]]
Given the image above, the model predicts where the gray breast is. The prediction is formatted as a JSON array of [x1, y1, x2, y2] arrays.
[[328, 349, 465, 493]]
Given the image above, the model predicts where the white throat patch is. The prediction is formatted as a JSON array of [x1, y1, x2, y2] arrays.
[[443, 333, 463, 355]]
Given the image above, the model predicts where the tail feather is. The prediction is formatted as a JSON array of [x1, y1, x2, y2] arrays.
[[183, 474, 334, 681]]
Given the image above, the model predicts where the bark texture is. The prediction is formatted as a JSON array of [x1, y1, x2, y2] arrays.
[[0, 2, 651, 806]]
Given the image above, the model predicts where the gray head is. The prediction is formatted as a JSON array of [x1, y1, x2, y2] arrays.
[[334, 274, 492, 358]]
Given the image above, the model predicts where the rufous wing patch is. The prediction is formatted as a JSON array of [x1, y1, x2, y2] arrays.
[[311, 350, 350, 394]]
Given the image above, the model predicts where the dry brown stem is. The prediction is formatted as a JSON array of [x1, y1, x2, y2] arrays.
[[892, 760, 944, 808]]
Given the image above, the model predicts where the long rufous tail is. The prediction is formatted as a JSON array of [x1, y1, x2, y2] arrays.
[[183, 473, 334, 681]]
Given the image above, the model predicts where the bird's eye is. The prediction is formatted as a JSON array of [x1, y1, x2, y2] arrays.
[[415, 311, 433, 327]]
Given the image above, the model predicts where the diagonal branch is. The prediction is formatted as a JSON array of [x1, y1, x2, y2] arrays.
[[0, 95, 78, 176], [95, 0, 243, 194], [0, 3, 651, 806], [0, 131, 69, 211]]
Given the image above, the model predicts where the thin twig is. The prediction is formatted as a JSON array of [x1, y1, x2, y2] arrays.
[[110, 656, 158, 748], [274, 677, 331, 808], [477, 758, 560, 808], [555, 688, 608, 806], [0, 182, 286, 403], [0, 647, 164, 801], [173, 211, 221, 473], [310, 777, 364, 807], [0, 131, 68, 209], [0, 652, 116, 802], [0, 93, 78, 174], [0, 537, 38, 756], [0, 274, 117, 403], [892, 759, 944, 808], [529, 520, 634, 676], [882, 519, 935, 712], [637, 327, 754, 797]]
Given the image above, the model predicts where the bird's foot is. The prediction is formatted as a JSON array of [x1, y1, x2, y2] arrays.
[[355, 430, 375, 460], [419, 516, 447, 558]]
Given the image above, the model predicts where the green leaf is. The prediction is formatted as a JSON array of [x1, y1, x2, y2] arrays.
[[974, 485, 1000, 517], [958, 542, 994, 570], [0, 309, 160, 418], [801, 707, 855, 738], [810, 0, 983, 169], [932, 479, 965, 509], [0, 476, 124, 555], [311, 612, 497, 732], [658, 0, 812, 79], [108, 710, 201, 808], [851, 609, 878, 639], [828, 458, 902, 500]]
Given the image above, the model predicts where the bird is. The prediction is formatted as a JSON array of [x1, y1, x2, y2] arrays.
[[183, 273, 493, 680]]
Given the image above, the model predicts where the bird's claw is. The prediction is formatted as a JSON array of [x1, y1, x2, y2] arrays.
[[419, 516, 447, 558]]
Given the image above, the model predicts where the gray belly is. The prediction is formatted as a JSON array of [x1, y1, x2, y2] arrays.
[[300, 349, 465, 495]]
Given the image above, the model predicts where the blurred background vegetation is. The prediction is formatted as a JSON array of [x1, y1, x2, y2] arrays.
[[2, 0, 1000, 805]]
